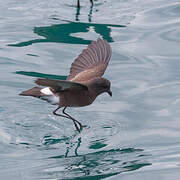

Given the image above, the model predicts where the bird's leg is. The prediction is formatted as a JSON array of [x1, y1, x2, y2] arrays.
[[53, 107, 80, 132], [53, 107, 67, 118], [62, 107, 84, 131]]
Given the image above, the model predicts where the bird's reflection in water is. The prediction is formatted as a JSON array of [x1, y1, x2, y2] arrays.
[[8, 2, 126, 46], [45, 136, 151, 179], [64, 137, 82, 158], [75, 5, 81, 22], [75, 1, 93, 22], [77, 0, 93, 8], [8, 20, 126, 47]]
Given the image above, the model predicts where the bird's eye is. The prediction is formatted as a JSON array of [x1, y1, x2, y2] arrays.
[[100, 85, 108, 88]]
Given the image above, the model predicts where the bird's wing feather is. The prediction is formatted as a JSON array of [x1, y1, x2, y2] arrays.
[[35, 78, 88, 93], [67, 38, 111, 82]]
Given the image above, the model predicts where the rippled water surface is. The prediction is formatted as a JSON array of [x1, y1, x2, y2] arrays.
[[1, 0, 180, 179]]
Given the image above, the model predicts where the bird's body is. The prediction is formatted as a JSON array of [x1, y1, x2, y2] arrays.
[[20, 38, 112, 132]]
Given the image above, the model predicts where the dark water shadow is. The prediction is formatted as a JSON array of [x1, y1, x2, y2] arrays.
[[17, 124, 151, 179], [42, 137, 151, 179], [8, 20, 126, 47], [15, 71, 67, 80]]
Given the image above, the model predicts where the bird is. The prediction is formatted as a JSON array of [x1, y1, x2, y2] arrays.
[[77, 0, 93, 8], [20, 38, 112, 132]]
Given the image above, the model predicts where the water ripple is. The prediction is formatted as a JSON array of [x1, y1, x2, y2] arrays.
[[40, 147, 150, 179], [134, 2, 180, 26], [1, 0, 180, 179], [160, 25, 180, 43]]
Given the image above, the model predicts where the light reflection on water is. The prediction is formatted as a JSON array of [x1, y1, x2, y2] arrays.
[[0, 0, 180, 179]]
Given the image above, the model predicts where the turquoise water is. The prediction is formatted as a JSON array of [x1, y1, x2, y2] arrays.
[[1, 0, 180, 179]]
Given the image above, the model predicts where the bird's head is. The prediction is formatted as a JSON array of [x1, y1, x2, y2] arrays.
[[92, 77, 112, 97]]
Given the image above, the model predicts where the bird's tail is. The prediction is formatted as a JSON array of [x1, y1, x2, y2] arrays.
[[19, 87, 42, 98], [20, 87, 59, 105]]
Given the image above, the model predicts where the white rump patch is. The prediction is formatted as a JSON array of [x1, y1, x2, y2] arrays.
[[41, 87, 53, 95], [40, 87, 59, 105]]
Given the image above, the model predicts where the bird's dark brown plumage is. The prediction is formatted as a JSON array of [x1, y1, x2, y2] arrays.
[[20, 38, 112, 132]]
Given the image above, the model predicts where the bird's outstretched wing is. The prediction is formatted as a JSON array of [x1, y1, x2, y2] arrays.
[[35, 78, 88, 93], [67, 38, 111, 82]]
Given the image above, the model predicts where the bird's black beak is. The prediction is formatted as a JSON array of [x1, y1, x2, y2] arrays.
[[107, 90, 112, 97]]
